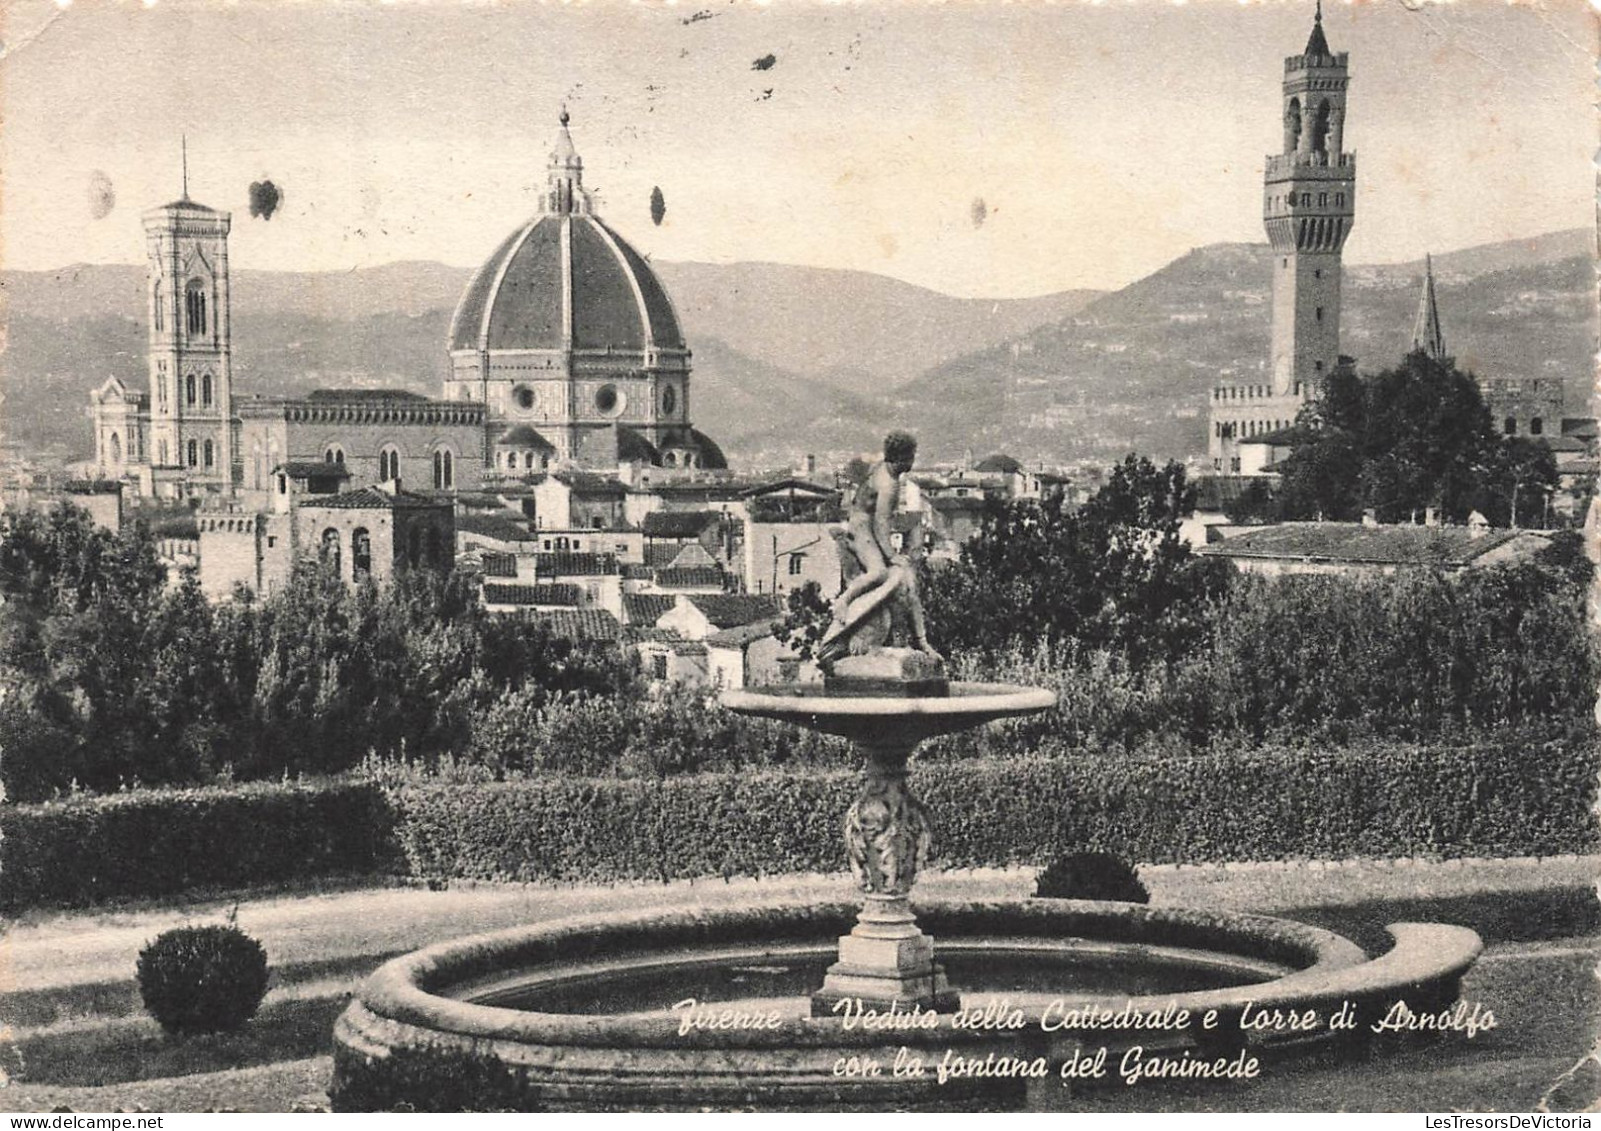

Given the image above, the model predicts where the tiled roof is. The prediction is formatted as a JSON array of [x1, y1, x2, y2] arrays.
[[305, 388, 429, 402], [299, 485, 444, 511], [686, 593, 782, 629], [627, 626, 683, 645], [553, 471, 627, 497], [479, 551, 518, 578], [483, 583, 582, 607], [622, 563, 655, 580], [535, 551, 618, 576], [511, 608, 623, 642], [497, 425, 556, 450], [1198, 522, 1539, 567], [458, 513, 538, 542], [644, 543, 683, 568], [705, 620, 780, 649], [642, 509, 719, 538], [655, 566, 727, 590], [1192, 475, 1254, 511], [623, 592, 675, 626], [739, 478, 839, 499], [277, 461, 352, 480]]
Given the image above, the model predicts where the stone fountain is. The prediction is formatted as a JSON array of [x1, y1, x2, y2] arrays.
[[331, 437, 1488, 1110]]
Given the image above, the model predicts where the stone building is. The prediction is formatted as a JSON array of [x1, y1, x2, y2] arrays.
[[445, 111, 725, 471], [90, 113, 725, 507], [1410, 256, 1563, 440], [1209, 3, 1355, 471]]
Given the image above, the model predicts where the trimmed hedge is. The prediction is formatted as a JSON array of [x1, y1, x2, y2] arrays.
[[1, 779, 396, 914], [6, 735, 1594, 912], [391, 733, 1600, 885]]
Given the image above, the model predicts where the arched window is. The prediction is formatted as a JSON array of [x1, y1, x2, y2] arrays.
[[433, 448, 454, 489], [1531, 417, 1544, 436], [379, 446, 400, 481], [1505, 417, 1517, 436], [351, 528, 372, 579], [1310, 99, 1331, 155], [159, 440, 170, 466], [109, 433, 122, 464], [201, 374, 213, 407], [524, 451, 537, 470], [187, 439, 198, 467], [186, 374, 197, 405], [203, 439, 214, 468], [1284, 97, 1301, 153], [788, 553, 804, 576], [664, 452, 678, 468], [152, 281, 164, 332], [321, 528, 342, 576], [325, 445, 345, 465], [185, 280, 208, 337]]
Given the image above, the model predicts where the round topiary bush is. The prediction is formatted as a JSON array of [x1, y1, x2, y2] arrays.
[[1034, 851, 1150, 904], [136, 924, 270, 1036]]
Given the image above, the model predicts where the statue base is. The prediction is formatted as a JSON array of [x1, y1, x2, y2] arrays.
[[824, 648, 949, 698], [810, 895, 961, 1018]]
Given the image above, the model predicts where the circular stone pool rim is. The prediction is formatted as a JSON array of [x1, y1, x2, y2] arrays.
[[333, 898, 1368, 1108]]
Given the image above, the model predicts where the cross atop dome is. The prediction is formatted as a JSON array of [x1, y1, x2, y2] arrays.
[[545, 108, 591, 216]]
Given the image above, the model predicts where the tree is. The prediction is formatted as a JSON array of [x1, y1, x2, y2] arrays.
[[922, 455, 1231, 667], [1277, 350, 1524, 525]]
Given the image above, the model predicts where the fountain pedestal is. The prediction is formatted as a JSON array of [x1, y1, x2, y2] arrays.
[[720, 681, 1056, 1019], [812, 737, 960, 1016]]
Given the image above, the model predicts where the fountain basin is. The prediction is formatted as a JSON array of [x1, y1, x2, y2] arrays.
[[332, 897, 1477, 1111], [722, 682, 1056, 743]]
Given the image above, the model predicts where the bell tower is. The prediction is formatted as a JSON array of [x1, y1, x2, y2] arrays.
[[1262, 1, 1355, 397], [144, 146, 234, 496]]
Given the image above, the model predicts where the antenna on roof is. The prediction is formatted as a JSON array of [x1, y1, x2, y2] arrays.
[[181, 134, 189, 201]]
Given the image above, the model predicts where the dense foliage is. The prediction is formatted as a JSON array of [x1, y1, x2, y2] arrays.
[[388, 736, 1598, 885], [1272, 352, 1563, 525], [921, 455, 1232, 666], [7, 732, 1593, 912], [0, 506, 632, 801], [1034, 852, 1150, 903], [136, 924, 270, 1035], [0, 779, 395, 912]]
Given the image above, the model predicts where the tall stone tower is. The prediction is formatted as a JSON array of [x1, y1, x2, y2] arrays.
[[1207, 3, 1355, 471], [143, 166, 234, 496], [1263, 1, 1355, 395]]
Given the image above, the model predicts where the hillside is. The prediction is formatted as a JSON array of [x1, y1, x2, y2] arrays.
[[0, 259, 1095, 463], [4, 231, 1592, 468], [894, 229, 1596, 464]]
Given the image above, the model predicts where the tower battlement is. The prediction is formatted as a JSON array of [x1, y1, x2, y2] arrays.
[[1264, 152, 1356, 179], [1285, 51, 1348, 72]]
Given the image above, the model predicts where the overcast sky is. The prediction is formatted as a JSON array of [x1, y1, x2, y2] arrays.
[[1, 0, 1594, 297]]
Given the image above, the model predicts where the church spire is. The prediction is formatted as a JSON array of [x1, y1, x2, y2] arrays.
[[1304, 0, 1332, 59], [1412, 254, 1447, 361]]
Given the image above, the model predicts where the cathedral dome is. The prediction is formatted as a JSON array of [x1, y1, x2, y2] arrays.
[[448, 117, 683, 356]]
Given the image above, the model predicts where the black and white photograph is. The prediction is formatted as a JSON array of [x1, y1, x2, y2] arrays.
[[0, 0, 1597, 1116]]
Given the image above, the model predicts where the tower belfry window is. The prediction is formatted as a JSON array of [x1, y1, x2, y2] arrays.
[[185, 280, 208, 337]]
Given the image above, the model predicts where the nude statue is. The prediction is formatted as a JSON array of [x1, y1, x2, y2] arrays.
[[817, 431, 942, 667]]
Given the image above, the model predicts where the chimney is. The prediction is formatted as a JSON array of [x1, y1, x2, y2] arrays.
[[805, 454, 816, 476], [1424, 506, 1439, 528], [1361, 509, 1377, 527]]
